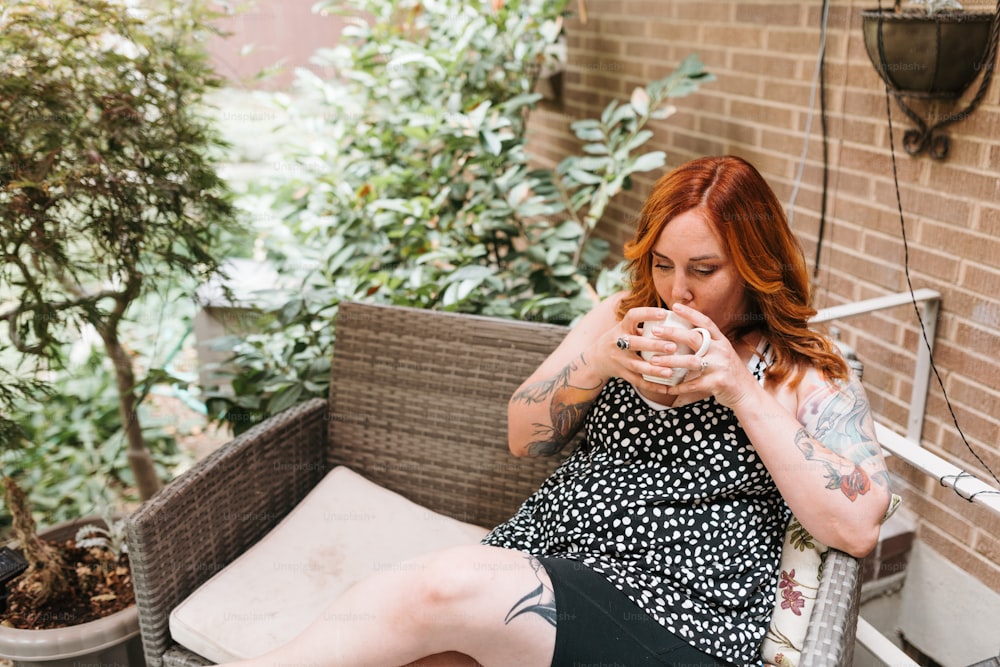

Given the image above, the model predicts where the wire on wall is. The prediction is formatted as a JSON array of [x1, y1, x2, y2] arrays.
[[786, 0, 832, 285]]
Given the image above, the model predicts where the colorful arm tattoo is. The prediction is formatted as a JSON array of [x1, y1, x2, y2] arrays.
[[795, 374, 891, 501]]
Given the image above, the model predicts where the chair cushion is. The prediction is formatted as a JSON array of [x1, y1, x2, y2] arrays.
[[760, 517, 829, 667], [760, 494, 902, 666], [169, 466, 489, 663]]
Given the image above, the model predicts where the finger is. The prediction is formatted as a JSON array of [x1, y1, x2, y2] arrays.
[[622, 306, 670, 332], [634, 361, 679, 389], [655, 359, 705, 394], [669, 303, 724, 337], [642, 326, 708, 357]]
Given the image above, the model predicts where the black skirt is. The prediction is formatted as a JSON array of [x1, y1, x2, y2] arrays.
[[537, 556, 733, 667]]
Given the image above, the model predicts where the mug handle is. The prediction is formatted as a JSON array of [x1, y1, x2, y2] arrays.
[[691, 328, 711, 357]]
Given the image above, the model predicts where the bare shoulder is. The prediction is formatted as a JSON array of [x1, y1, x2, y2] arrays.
[[589, 290, 628, 323], [792, 364, 885, 464]]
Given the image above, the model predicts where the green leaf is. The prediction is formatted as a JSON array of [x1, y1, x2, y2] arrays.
[[623, 130, 654, 153], [630, 151, 666, 173], [482, 129, 502, 156], [268, 383, 305, 415], [582, 143, 610, 155], [649, 104, 677, 120], [630, 87, 650, 117], [570, 121, 605, 142], [386, 51, 445, 75], [571, 156, 612, 171], [600, 100, 618, 126], [567, 168, 604, 185]]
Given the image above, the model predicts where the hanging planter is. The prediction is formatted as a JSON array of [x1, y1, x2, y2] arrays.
[[861, 8, 993, 98], [860, 1, 1000, 158]]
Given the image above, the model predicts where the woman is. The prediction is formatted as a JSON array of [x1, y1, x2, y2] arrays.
[[223, 156, 891, 667]]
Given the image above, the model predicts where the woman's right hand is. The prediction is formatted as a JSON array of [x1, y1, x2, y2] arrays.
[[508, 294, 662, 455], [588, 306, 673, 384]]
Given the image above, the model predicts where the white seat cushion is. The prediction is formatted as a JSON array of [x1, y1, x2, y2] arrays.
[[169, 466, 489, 663]]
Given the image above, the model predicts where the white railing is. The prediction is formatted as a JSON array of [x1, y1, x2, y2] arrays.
[[811, 289, 1000, 667], [856, 617, 921, 667], [810, 288, 1000, 520]]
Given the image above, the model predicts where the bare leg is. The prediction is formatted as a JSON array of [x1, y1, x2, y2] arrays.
[[219, 545, 556, 667]]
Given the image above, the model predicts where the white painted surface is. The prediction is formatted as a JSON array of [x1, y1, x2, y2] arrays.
[[898, 541, 1000, 666]]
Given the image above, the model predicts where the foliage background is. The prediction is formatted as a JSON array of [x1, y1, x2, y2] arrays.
[[203, 0, 714, 434]]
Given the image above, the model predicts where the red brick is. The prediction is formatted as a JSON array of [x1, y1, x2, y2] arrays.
[[766, 27, 822, 56], [672, 2, 732, 23], [736, 4, 803, 27], [918, 222, 997, 270]]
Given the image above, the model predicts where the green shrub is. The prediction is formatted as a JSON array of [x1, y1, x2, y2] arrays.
[[4, 349, 189, 526], [207, 0, 713, 433]]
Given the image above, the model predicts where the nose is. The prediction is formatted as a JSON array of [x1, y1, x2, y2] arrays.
[[671, 272, 692, 304]]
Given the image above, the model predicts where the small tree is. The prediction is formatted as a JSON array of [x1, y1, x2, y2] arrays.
[[0, 0, 237, 503]]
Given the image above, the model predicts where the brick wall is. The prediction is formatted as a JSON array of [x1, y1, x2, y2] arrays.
[[528, 0, 1000, 591]]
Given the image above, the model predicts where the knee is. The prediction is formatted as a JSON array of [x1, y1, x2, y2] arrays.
[[398, 546, 489, 629]]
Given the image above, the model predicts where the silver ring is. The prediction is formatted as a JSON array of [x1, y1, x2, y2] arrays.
[[700, 359, 709, 372], [616, 335, 630, 351]]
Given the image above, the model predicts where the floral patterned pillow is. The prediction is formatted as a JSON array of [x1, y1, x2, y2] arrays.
[[760, 495, 902, 667], [760, 517, 828, 667]]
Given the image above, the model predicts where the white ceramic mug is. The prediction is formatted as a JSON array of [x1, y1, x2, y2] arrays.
[[640, 311, 711, 386]]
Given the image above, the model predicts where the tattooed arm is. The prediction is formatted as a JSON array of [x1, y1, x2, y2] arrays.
[[507, 292, 671, 458], [506, 296, 617, 458], [728, 366, 891, 557], [792, 374, 892, 502], [509, 353, 604, 457]]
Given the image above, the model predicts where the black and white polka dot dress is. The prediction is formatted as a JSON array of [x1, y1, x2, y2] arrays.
[[483, 343, 789, 666]]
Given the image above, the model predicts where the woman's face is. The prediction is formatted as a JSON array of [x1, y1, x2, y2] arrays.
[[650, 208, 751, 338]]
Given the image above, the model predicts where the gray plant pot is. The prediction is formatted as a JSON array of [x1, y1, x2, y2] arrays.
[[0, 517, 145, 667]]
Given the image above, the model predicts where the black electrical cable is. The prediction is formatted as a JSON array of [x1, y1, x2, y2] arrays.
[[812, 0, 830, 283]]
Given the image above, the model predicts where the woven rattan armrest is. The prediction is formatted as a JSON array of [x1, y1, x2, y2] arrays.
[[800, 548, 862, 666], [126, 398, 329, 667]]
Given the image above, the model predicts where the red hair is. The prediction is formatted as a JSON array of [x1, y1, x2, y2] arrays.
[[618, 156, 847, 386]]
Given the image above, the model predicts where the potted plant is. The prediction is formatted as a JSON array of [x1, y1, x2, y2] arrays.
[[860, 0, 999, 157], [0, 482, 141, 666], [0, 0, 237, 663]]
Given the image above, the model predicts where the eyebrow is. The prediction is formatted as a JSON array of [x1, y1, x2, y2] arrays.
[[651, 250, 723, 262]]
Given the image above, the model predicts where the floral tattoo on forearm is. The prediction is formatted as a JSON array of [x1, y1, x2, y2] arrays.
[[795, 376, 890, 501], [794, 428, 872, 501], [512, 353, 601, 457]]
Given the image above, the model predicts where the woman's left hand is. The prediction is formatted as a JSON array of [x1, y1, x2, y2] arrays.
[[656, 303, 761, 408]]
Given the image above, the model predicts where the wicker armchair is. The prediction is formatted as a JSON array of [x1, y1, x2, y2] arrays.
[[126, 301, 862, 667]]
